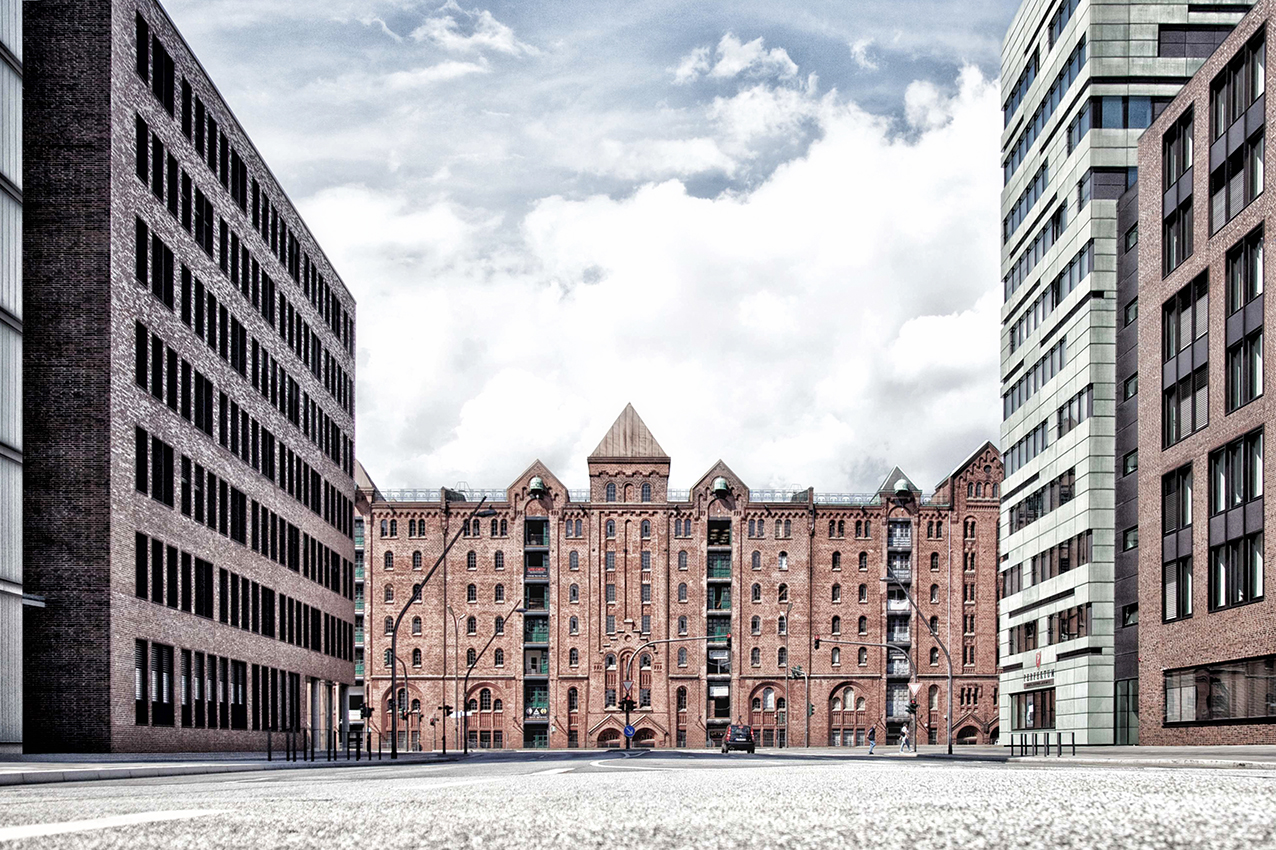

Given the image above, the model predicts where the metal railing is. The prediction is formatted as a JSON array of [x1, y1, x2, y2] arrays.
[[382, 488, 443, 502], [354, 663, 364, 677], [354, 629, 364, 646], [749, 489, 809, 503], [569, 489, 590, 501], [887, 568, 912, 584], [814, 493, 882, 505]]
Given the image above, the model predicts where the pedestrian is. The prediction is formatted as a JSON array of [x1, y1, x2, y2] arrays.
[[867, 727, 876, 755], [899, 725, 910, 753]]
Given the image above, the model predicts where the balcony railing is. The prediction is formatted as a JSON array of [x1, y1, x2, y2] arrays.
[[886, 599, 910, 613], [354, 565, 365, 581], [887, 568, 912, 584], [524, 626, 549, 644], [886, 632, 911, 645], [887, 531, 913, 549], [354, 629, 364, 646], [524, 532, 549, 547], [354, 599, 364, 614], [707, 559, 732, 579], [354, 663, 364, 677]]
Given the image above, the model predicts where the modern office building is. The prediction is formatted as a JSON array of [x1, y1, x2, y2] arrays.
[[1135, 1, 1276, 744], [358, 406, 1002, 751], [998, 0, 1251, 745], [22, 0, 356, 751], [0, 0, 23, 755], [351, 461, 383, 742]]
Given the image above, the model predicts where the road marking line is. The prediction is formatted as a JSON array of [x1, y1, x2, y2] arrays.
[[0, 810, 224, 842], [528, 767, 574, 775]]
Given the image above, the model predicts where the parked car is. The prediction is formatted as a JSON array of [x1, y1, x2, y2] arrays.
[[722, 724, 755, 754]]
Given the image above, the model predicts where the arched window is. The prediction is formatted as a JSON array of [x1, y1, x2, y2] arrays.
[[389, 520, 397, 536], [858, 552, 868, 571], [927, 521, 933, 538], [466, 648, 476, 666], [411, 616, 422, 635], [677, 687, 688, 711], [640, 654, 652, 670], [778, 614, 787, 635], [784, 520, 791, 537], [858, 584, 867, 603], [751, 647, 761, 666], [976, 482, 984, 498], [494, 649, 504, 666], [931, 552, 940, 571], [831, 647, 840, 665], [466, 551, 476, 570], [606, 520, 615, 538], [678, 551, 688, 570], [384, 617, 393, 635], [641, 520, 651, 538], [479, 688, 492, 711], [751, 583, 762, 603], [831, 615, 841, 635], [678, 582, 688, 602], [750, 519, 757, 537], [569, 616, 579, 634], [831, 583, 841, 603], [411, 582, 421, 602], [856, 697, 866, 711], [928, 583, 941, 603], [930, 647, 940, 666], [569, 648, 579, 666], [569, 583, 579, 603], [495, 584, 505, 603], [778, 551, 788, 570], [383, 649, 392, 666], [677, 647, 688, 667], [491, 518, 499, 536], [569, 551, 579, 571], [501, 519, 508, 536], [678, 615, 688, 635], [605, 654, 616, 669], [384, 552, 394, 570], [466, 583, 477, 603], [778, 647, 788, 666], [641, 482, 652, 502], [763, 688, 776, 711], [413, 551, 422, 570], [751, 615, 761, 635], [864, 520, 871, 536], [466, 616, 476, 635], [774, 519, 782, 537], [833, 697, 843, 712], [494, 551, 505, 570], [568, 688, 579, 711], [412, 648, 422, 667], [929, 685, 940, 710], [384, 585, 394, 602], [854, 520, 862, 537], [929, 616, 939, 635], [858, 615, 867, 634], [494, 616, 505, 635], [838, 520, 845, 537], [572, 519, 580, 537], [967, 483, 974, 497], [493, 699, 503, 712], [828, 520, 836, 537], [858, 647, 868, 665], [380, 520, 388, 537], [832, 552, 841, 571], [778, 584, 788, 603], [606, 482, 616, 502], [965, 519, 975, 539], [751, 551, 761, 570], [935, 522, 943, 539]]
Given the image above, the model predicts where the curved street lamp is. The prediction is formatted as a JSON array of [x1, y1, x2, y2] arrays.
[[462, 600, 526, 755]]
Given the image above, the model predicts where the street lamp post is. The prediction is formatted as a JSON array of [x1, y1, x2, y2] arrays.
[[881, 575, 954, 754], [783, 600, 791, 748], [389, 498, 496, 760], [463, 601, 526, 755], [621, 634, 727, 750], [445, 605, 461, 755]]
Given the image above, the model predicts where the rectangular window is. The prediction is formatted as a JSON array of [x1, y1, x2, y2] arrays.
[[1162, 464, 1193, 536], [1226, 227, 1264, 315], [1163, 557, 1193, 622], [1123, 450, 1138, 476], [1166, 654, 1276, 724], [1210, 131, 1264, 233], [1210, 32, 1266, 140], [1011, 688, 1054, 730], [1163, 109, 1194, 190], [1226, 330, 1263, 412], [1209, 531, 1264, 610], [1123, 373, 1138, 401], [606, 614, 616, 634], [1122, 527, 1139, 551], [1209, 428, 1263, 515], [135, 639, 148, 725], [1164, 200, 1194, 274], [606, 583, 616, 603], [1124, 297, 1138, 326]]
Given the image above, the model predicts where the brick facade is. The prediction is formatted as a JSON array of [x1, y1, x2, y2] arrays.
[[359, 406, 1001, 750], [1136, 1, 1276, 744], [22, 0, 356, 752]]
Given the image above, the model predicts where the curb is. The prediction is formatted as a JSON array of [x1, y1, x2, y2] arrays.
[[0, 755, 463, 787], [1011, 756, 1276, 771]]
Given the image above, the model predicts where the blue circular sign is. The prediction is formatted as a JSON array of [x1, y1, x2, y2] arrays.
[[623, 725, 636, 738]]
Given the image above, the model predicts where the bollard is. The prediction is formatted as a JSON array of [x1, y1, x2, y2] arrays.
[[267, 729, 272, 762], [1033, 733, 1037, 756], [1071, 732, 1076, 756], [1057, 732, 1062, 757], [1045, 734, 1050, 757]]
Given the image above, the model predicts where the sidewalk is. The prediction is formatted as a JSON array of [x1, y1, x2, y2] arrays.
[[1007, 744, 1276, 770], [0, 749, 456, 787]]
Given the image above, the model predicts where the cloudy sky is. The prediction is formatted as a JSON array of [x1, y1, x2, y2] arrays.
[[165, 0, 1021, 494]]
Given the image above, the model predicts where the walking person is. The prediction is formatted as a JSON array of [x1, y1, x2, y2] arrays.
[[899, 725, 910, 753], [867, 726, 876, 755]]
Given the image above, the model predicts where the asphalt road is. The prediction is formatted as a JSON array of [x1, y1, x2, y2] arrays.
[[1, 750, 1274, 849]]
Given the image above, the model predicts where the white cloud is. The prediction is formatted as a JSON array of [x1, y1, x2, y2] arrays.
[[314, 65, 1004, 493], [384, 60, 490, 89], [850, 37, 878, 71], [673, 33, 798, 84], [410, 0, 538, 56]]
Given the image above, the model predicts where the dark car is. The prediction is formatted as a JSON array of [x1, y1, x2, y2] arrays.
[[721, 724, 755, 754]]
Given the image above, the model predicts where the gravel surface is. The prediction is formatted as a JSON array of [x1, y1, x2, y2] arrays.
[[1, 751, 1274, 849]]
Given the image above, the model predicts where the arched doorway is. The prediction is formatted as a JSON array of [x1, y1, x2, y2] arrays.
[[597, 728, 622, 748], [988, 726, 1000, 745], [956, 725, 979, 745], [633, 728, 658, 748], [827, 683, 864, 746], [749, 684, 786, 748]]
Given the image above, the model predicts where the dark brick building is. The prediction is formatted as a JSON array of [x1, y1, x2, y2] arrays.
[[1136, 1, 1276, 744], [358, 406, 1001, 751], [22, 0, 356, 752]]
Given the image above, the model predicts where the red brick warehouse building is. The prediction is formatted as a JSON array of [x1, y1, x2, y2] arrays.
[[358, 406, 1001, 750]]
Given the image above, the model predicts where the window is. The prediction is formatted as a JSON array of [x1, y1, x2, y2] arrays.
[[858, 615, 867, 635], [606, 583, 616, 603], [778, 551, 788, 570], [674, 582, 686, 603], [641, 520, 651, 538], [678, 616, 688, 635], [494, 551, 504, 571], [1227, 330, 1264, 412], [384, 552, 394, 570], [1163, 109, 1194, 190], [778, 615, 787, 635], [384, 585, 394, 603], [641, 483, 651, 502], [641, 551, 651, 572], [1227, 227, 1264, 314], [777, 584, 788, 603], [751, 648, 761, 666], [1210, 132, 1264, 233], [605, 552, 615, 571], [857, 648, 868, 666], [831, 584, 841, 603], [569, 551, 579, 571], [858, 584, 867, 603], [678, 551, 688, 570], [1164, 199, 1194, 275], [390, 520, 397, 537], [751, 551, 761, 570], [569, 616, 578, 635], [606, 521, 615, 538], [494, 616, 505, 635], [495, 584, 505, 603], [751, 583, 762, 603], [1013, 689, 1056, 730], [678, 648, 688, 667], [411, 616, 421, 635], [929, 615, 939, 634], [1122, 603, 1139, 627], [930, 647, 940, 666], [1163, 557, 1193, 622], [751, 615, 761, 635], [1124, 450, 1139, 475], [569, 583, 579, 603], [779, 647, 789, 666], [466, 648, 476, 666], [412, 648, 422, 667], [1125, 225, 1139, 253], [1210, 429, 1263, 515], [1124, 374, 1139, 401], [1057, 385, 1094, 440], [384, 617, 393, 635], [466, 616, 476, 635], [830, 647, 840, 666], [466, 551, 477, 570], [569, 648, 579, 666], [606, 483, 616, 502], [1163, 464, 1194, 536], [931, 553, 940, 572], [641, 583, 652, 604], [466, 583, 477, 603]]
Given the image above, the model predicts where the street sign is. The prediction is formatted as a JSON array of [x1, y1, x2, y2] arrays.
[[622, 680, 633, 691], [908, 682, 923, 697], [623, 724, 636, 739]]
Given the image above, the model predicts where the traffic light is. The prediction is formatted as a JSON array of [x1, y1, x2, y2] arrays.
[[441, 704, 453, 717], [907, 701, 918, 716], [813, 636, 821, 650], [807, 703, 815, 717]]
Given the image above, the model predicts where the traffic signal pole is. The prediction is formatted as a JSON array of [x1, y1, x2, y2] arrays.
[[622, 634, 729, 749]]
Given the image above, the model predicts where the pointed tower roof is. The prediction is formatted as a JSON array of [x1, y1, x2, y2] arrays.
[[354, 459, 384, 501], [589, 404, 669, 460], [877, 465, 920, 495]]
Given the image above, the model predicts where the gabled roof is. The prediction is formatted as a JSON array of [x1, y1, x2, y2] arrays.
[[933, 440, 1001, 490], [354, 459, 384, 501], [877, 465, 920, 495], [589, 404, 669, 460]]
